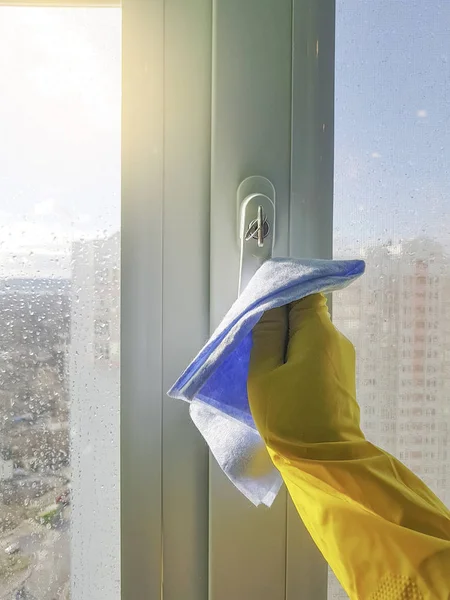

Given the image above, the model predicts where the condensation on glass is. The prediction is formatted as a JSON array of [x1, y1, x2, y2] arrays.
[[331, 1, 450, 598], [0, 7, 120, 600]]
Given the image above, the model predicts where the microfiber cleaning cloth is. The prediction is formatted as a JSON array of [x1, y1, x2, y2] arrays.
[[168, 257, 365, 506]]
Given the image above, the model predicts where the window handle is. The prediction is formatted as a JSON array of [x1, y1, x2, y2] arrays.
[[237, 176, 275, 294]]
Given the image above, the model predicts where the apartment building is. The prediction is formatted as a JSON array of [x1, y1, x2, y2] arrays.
[[71, 233, 120, 367], [69, 232, 120, 600], [334, 239, 450, 505]]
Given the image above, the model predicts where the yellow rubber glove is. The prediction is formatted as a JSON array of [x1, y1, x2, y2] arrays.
[[248, 293, 450, 599]]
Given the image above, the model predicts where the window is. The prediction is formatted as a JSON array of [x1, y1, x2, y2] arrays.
[[8, 1, 448, 598], [95, 319, 110, 336], [380, 422, 396, 433], [95, 343, 111, 361], [0, 5, 121, 599], [332, 0, 450, 597]]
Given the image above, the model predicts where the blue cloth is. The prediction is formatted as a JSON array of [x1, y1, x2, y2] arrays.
[[168, 257, 365, 506]]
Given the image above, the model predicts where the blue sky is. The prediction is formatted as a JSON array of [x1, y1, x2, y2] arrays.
[[334, 0, 450, 253]]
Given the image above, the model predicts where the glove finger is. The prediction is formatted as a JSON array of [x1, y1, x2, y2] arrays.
[[286, 293, 332, 362], [249, 306, 288, 378]]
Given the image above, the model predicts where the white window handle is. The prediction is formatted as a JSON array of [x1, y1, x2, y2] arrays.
[[237, 176, 276, 294]]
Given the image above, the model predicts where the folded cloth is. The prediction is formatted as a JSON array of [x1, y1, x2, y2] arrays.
[[168, 257, 365, 506]]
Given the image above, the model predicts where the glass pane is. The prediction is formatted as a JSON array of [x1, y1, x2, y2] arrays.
[[332, 1, 450, 597], [0, 7, 121, 600]]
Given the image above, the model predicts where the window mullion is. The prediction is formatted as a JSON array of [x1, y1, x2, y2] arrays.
[[161, 0, 211, 598], [121, 0, 164, 598], [209, 1, 292, 598]]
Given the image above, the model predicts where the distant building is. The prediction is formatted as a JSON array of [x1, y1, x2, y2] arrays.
[[70, 233, 120, 367], [0, 448, 13, 480], [330, 239, 450, 598], [334, 239, 450, 505], [69, 232, 120, 600]]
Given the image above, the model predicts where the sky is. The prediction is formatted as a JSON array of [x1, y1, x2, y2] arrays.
[[334, 0, 450, 254], [0, 2, 449, 276], [0, 7, 121, 277]]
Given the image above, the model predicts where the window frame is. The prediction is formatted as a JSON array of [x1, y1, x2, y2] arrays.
[[126, 2, 336, 598], [121, 1, 211, 599], [209, 3, 334, 599], [0, 0, 119, 5]]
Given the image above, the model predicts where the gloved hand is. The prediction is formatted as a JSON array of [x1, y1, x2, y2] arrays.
[[247, 293, 450, 600], [248, 293, 364, 452]]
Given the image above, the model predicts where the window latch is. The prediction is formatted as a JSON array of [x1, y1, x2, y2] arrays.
[[237, 176, 275, 294]]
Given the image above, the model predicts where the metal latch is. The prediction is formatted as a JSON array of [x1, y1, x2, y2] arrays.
[[237, 176, 275, 294]]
